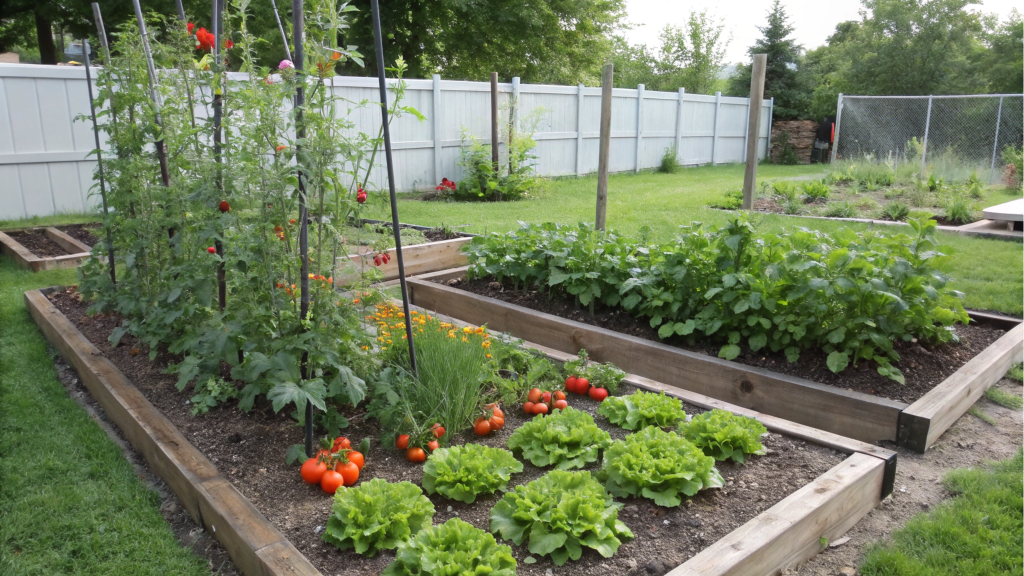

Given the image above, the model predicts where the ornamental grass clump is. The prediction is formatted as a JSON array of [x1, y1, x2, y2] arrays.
[[600, 426, 724, 507], [490, 470, 633, 566], [680, 409, 767, 463], [383, 518, 517, 576], [322, 479, 435, 556], [506, 407, 610, 469], [598, 389, 686, 430], [422, 444, 523, 503]]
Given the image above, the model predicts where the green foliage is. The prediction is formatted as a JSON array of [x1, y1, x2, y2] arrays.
[[322, 479, 435, 556], [773, 132, 800, 164], [447, 131, 538, 202], [562, 349, 625, 393], [1002, 145, 1022, 190], [506, 407, 611, 469], [1007, 363, 1023, 383], [726, 0, 807, 119], [801, 179, 831, 200], [422, 445, 523, 503], [985, 387, 1022, 410], [383, 518, 517, 576], [772, 180, 799, 202], [464, 217, 970, 383], [709, 188, 744, 210], [598, 390, 687, 430], [489, 470, 633, 566], [660, 146, 680, 173], [860, 450, 1022, 576], [679, 409, 768, 463], [599, 427, 724, 506], [823, 201, 855, 218], [880, 201, 911, 222], [942, 188, 977, 225]]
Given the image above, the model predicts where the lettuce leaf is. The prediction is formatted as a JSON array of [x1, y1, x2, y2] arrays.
[[422, 444, 523, 503], [506, 406, 610, 469], [383, 517, 517, 576], [679, 409, 768, 463], [598, 389, 687, 430], [322, 478, 435, 556]]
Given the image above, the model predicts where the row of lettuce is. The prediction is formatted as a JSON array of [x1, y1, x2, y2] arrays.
[[464, 217, 969, 383], [325, 388, 767, 573]]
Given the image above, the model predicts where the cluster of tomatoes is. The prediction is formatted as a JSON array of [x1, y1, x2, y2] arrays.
[[373, 251, 391, 267], [473, 404, 505, 436], [395, 423, 446, 463], [566, 375, 609, 402], [300, 436, 366, 494], [522, 388, 568, 415]]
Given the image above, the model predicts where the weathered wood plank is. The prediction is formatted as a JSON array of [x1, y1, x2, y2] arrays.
[[900, 323, 1024, 451], [336, 236, 470, 285], [667, 453, 884, 576], [407, 276, 906, 444], [0, 229, 40, 270], [45, 226, 92, 254]]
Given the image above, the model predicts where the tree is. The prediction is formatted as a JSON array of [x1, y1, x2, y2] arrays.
[[608, 35, 659, 89], [658, 10, 729, 94], [726, 0, 807, 119], [978, 9, 1022, 94]]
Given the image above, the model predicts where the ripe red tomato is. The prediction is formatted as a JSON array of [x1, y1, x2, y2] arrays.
[[332, 436, 351, 452], [320, 470, 344, 494], [553, 391, 566, 401], [356, 193, 366, 204], [534, 402, 549, 415], [218, 200, 230, 212], [207, 246, 216, 254], [427, 440, 439, 452], [335, 461, 360, 486], [487, 404, 504, 419], [488, 415, 505, 431], [576, 378, 590, 395], [347, 450, 364, 470], [527, 388, 542, 403], [589, 387, 609, 402], [431, 423, 445, 439], [565, 376, 577, 393], [300, 458, 327, 484], [474, 417, 492, 436], [406, 447, 427, 463], [523, 401, 536, 414], [396, 434, 410, 450], [541, 391, 551, 404], [553, 399, 568, 410]]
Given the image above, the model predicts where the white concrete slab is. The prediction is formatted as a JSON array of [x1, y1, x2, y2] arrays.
[[982, 198, 1024, 222]]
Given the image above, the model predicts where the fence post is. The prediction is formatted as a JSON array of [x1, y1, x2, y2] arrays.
[[490, 72, 499, 175], [634, 84, 644, 173], [511, 76, 520, 133], [576, 83, 585, 176], [830, 93, 844, 164], [675, 88, 685, 165], [432, 73, 442, 184], [742, 53, 767, 210], [711, 91, 721, 165], [920, 94, 933, 178], [989, 95, 1004, 184], [596, 63, 613, 231], [767, 96, 774, 160]]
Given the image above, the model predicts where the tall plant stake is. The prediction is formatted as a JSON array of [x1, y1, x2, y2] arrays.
[[81, 38, 117, 287], [131, 0, 171, 191], [213, 0, 227, 310], [270, 0, 292, 60], [292, 0, 314, 457], [370, 0, 418, 376]]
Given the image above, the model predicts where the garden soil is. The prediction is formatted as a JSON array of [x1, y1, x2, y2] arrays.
[[6, 229, 69, 257], [49, 287, 846, 576], [57, 224, 100, 247], [445, 277, 1005, 404]]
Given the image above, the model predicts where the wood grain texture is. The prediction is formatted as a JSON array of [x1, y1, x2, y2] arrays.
[[24, 288, 321, 576], [899, 323, 1024, 451], [407, 276, 906, 444], [666, 453, 884, 576], [0, 229, 39, 269], [45, 226, 92, 254], [336, 236, 470, 285]]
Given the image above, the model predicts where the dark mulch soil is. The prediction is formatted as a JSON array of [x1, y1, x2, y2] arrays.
[[372, 222, 466, 242], [49, 287, 845, 576], [57, 223, 101, 247], [443, 277, 1005, 405], [5, 229, 70, 257]]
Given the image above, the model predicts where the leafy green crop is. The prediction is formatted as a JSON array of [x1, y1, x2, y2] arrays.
[[506, 407, 610, 469], [598, 390, 686, 430], [600, 427, 724, 506], [422, 444, 524, 503], [563, 349, 625, 393], [464, 217, 969, 384], [383, 518, 517, 576], [322, 479, 435, 556], [490, 470, 633, 565], [680, 409, 768, 463]]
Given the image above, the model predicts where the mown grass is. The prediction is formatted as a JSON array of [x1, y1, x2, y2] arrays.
[[367, 164, 1023, 315], [0, 258, 211, 575], [0, 212, 99, 229], [860, 450, 1023, 576], [985, 387, 1023, 410]]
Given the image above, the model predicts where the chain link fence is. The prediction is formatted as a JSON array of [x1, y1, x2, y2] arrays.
[[833, 94, 1023, 183]]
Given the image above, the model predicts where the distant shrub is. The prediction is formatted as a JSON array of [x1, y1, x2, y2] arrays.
[[880, 201, 910, 222], [709, 188, 743, 210], [943, 189, 977, 225], [801, 179, 831, 201], [659, 146, 680, 173]]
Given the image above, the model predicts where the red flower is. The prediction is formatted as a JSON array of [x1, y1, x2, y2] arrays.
[[223, 39, 234, 50], [207, 246, 216, 254], [187, 22, 195, 35], [435, 178, 456, 191], [196, 27, 214, 51]]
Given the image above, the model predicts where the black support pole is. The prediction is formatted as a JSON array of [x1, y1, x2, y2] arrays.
[[370, 0, 418, 376], [81, 38, 117, 287]]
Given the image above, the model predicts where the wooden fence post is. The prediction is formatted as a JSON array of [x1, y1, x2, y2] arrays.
[[634, 84, 644, 173], [596, 64, 613, 230], [742, 54, 766, 210]]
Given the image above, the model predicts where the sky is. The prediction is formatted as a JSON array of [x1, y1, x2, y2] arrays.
[[621, 0, 1022, 64]]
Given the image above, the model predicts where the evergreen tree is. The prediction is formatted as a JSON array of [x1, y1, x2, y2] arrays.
[[727, 0, 808, 119]]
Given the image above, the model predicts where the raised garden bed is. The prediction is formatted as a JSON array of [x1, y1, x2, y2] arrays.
[[335, 220, 473, 285], [0, 226, 95, 271], [27, 285, 893, 576], [406, 267, 1023, 452]]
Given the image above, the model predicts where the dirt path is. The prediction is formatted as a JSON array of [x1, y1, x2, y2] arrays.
[[795, 376, 1023, 576]]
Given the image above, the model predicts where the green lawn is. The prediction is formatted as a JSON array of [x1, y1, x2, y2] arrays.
[[0, 259, 211, 575], [860, 450, 1023, 576], [366, 164, 1023, 315]]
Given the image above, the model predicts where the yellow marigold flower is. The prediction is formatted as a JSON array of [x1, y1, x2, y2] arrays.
[[377, 337, 384, 342], [482, 341, 491, 349], [361, 346, 368, 350], [463, 327, 472, 334], [353, 298, 360, 304], [462, 336, 468, 342], [387, 339, 392, 344], [486, 353, 491, 358], [474, 326, 484, 334]]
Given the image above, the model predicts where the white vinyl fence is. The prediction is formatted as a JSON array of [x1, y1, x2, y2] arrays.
[[0, 63, 772, 220]]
